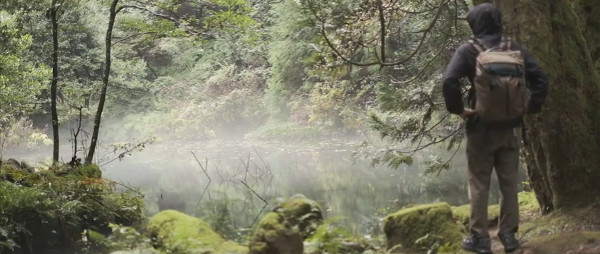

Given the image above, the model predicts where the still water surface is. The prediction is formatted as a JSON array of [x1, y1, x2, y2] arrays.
[[98, 138, 474, 236], [10, 137, 505, 236]]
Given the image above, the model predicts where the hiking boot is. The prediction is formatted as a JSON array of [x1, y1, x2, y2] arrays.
[[498, 233, 520, 252], [461, 235, 492, 254]]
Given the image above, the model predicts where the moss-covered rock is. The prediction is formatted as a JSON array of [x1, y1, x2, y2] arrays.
[[275, 194, 323, 239], [384, 202, 466, 253], [249, 212, 303, 254], [452, 204, 500, 229], [249, 195, 323, 254], [148, 209, 247, 254]]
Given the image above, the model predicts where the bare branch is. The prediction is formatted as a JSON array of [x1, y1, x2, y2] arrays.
[[434, 139, 462, 176], [320, 0, 451, 67], [117, 4, 203, 36], [192, 151, 212, 205], [240, 180, 268, 227], [112, 31, 163, 45], [401, 121, 465, 154], [390, 39, 450, 84]]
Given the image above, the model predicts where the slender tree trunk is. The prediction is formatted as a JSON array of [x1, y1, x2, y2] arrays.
[[85, 0, 119, 165], [50, 0, 60, 164], [496, 0, 600, 211]]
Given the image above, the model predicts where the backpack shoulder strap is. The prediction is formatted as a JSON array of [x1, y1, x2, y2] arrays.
[[469, 38, 485, 53]]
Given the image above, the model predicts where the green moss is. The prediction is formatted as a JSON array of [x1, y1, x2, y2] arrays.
[[276, 195, 323, 238], [249, 196, 323, 253], [249, 212, 285, 252], [219, 240, 250, 253], [249, 212, 303, 254], [451, 204, 470, 227], [519, 191, 540, 213], [384, 203, 466, 253], [256, 212, 284, 229], [451, 204, 500, 229], [519, 204, 599, 240], [76, 164, 102, 178], [0, 163, 40, 186], [148, 210, 246, 254], [306, 220, 369, 254]]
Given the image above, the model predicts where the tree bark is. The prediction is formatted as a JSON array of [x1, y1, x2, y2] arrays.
[[85, 0, 119, 165], [496, 0, 600, 211], [573, 0, 600, 71], [50, 0, 60, 164]]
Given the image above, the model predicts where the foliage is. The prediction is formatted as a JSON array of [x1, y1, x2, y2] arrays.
[[80, 224, 153, 253], [296, 0, 475, 171], [0, 162, 144, 254], [0, 117, 52, 159], [245, 121, 324, 140], [306, 217, 370, 254], [0, 10, 50, 118]]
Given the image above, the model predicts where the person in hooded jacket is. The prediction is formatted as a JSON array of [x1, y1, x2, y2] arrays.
[[442, 3, 549, 254]]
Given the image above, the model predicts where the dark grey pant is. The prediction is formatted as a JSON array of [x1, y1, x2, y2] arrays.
[[466, 128, 520, 238]]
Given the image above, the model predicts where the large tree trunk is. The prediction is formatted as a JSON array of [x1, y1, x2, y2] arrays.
[[573, 0, 600, 71], [474, 0, 600, 212], [504, 0, 600, 211]]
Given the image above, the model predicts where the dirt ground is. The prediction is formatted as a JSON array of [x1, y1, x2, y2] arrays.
[[488, 203, 600, 254]]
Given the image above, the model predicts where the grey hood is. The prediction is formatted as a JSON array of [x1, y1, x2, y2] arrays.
[[466, 3, 502, 47]]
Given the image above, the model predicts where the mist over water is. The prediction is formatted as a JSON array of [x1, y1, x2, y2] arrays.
[[4, 121, 512, 236], [102, 137, 472, 235]]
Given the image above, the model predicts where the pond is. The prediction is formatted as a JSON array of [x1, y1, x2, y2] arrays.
[[98, 137, 478, 236], [8, 136, 513, 237]]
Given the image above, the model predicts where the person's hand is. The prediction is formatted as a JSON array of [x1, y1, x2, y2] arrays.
[[460, 109, 476, 120]]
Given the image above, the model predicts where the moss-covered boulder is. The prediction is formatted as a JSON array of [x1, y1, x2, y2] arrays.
[[384, 202, 466, 253], [148, 209, 247, 254], [452, 204, 500, 229], [249, 195, 323, 254], [249, 212, 303, 254], [275, 194, 323, 239]]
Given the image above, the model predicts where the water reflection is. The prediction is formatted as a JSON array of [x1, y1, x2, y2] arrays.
[[100, 138, 480, 236], [9, 138, 516, 236]]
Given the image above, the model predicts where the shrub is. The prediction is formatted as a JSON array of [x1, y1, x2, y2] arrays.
[[0, 162, 144, 254]]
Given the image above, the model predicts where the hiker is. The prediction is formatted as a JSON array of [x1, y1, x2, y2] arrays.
[[442, 3, 549, 254]]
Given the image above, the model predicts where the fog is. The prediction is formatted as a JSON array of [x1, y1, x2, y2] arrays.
[[3, 117, 517, 236]]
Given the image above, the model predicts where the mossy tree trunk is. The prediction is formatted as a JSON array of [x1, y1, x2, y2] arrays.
[[573, 0, 600, 71], [472, 0, 600, 212]]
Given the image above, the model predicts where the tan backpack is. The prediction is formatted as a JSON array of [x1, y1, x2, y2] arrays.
[[470, 37, 529, 123]]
